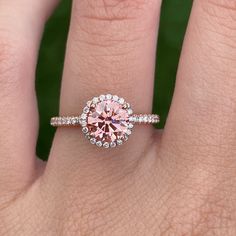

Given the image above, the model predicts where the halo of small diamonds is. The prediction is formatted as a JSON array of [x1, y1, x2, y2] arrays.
[[80, 94, 133, 148]]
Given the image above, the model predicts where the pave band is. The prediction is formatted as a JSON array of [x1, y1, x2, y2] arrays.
[[51, 114, 160, 127], [50, 94, 160, 148]]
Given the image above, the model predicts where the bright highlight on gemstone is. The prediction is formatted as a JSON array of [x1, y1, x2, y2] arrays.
[[81, 95, 133, 148]]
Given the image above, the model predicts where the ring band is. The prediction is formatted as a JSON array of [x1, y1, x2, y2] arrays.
[[51, 94, 160, 148]]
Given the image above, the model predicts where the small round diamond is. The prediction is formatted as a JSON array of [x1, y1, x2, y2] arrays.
[[148, 116, 153, 123], [87, 101, 92, 107], [113, 95, 119, 101], [126, 103, 130, 108], [126, 129, 132, 136], [80, 120, 87, 127], [138, 116, 144, 123], [83, 107, 89, 113], [90, 138, 96, 144], [82, 127, 89, 133], [106, 94, 112, 100], [154, 115, 160, 122], [128, 123, 134, 129], [131, 116, 138, 122], [143, 115, 148, 123], [96, 141, 103, 147], [71, 118, 78, 125], [81, 113, 87, 120], [110, 142, 116, 148], [66, 118, 71, 125], [118, 98, 125, 105], [99, 95, 105, 101], [129, 116, 135, 122], [61, 118, 65, 125], [117, 140, 123, 146], [92, 97, 99, 104], [103, 142, 110, 148], [128, 109, 133, 115]]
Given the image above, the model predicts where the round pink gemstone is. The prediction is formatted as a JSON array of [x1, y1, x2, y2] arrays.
[[87, 100, 129, 143]]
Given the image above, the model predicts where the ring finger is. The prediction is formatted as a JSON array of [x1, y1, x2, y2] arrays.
[[49, 0, 161, 167]]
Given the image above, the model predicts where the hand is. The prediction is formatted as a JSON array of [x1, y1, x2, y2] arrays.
[[1, 0, 236, 235]]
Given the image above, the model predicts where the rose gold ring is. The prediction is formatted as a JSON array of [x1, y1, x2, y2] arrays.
[[50, 94, 160, 148]]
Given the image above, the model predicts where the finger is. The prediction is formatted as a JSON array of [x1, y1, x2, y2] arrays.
[[163, 1, 236, 164], [50, 0, 161, 163], [0, 0, 58, 191]]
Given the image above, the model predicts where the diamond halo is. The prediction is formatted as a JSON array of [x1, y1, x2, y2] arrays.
[[79, 94, 133, 148]]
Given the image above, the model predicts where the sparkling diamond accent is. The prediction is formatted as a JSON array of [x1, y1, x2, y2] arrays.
[[126, 103, 130, 108], [96, 141, 103, 147], [124, 134, 129, 141], [80, 120, 87, 127], [128, 123, 134, 129], [92, 97, 99, 104], [128, 109, 133, 115], [126, 129, 132, 136], [87, 101, 92, 107], [83, 107, 89, 113], [103, 142, 110, 148], [118, 98, 125, 105], [110, 142, 116, 148], [90, 138, 96, 144], [81, 113, 87, 119], [117, 139, 123, 145], [99, 95, 105, 101], [106, 94, 112, 100], [71, 118, 77, 125], [82, 127, 89, 133], [113, 95, 119, 101], [143, 115, 148, 123]]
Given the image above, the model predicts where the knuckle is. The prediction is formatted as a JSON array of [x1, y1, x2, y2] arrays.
[[72, 0, 158, 45], [75, 0, 155, 20], [68, 0, 159, 98]]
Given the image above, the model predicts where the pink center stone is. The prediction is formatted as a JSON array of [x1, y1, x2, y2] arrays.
[[87, 100, 129, 143]]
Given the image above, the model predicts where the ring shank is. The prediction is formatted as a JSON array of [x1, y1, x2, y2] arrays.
[[50, 114, 160, 127], [50, 116, 80, 127]]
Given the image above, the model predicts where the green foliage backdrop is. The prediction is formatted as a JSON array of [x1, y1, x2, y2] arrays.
[[36, 0, 192, 160]]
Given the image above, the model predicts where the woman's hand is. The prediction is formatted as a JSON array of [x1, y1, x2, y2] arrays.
[[1, 0, 236, 235]]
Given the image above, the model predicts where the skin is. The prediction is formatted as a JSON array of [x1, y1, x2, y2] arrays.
[[0, 0, 236, 235]]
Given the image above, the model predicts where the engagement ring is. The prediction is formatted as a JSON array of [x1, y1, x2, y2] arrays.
[[51, 94, 160, 148]]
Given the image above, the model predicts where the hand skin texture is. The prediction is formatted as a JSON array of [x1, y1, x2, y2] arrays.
[[1, 0, 236, 235]]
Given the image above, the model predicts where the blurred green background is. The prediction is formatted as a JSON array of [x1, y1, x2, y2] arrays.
[[36, 0, 192, 160]]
